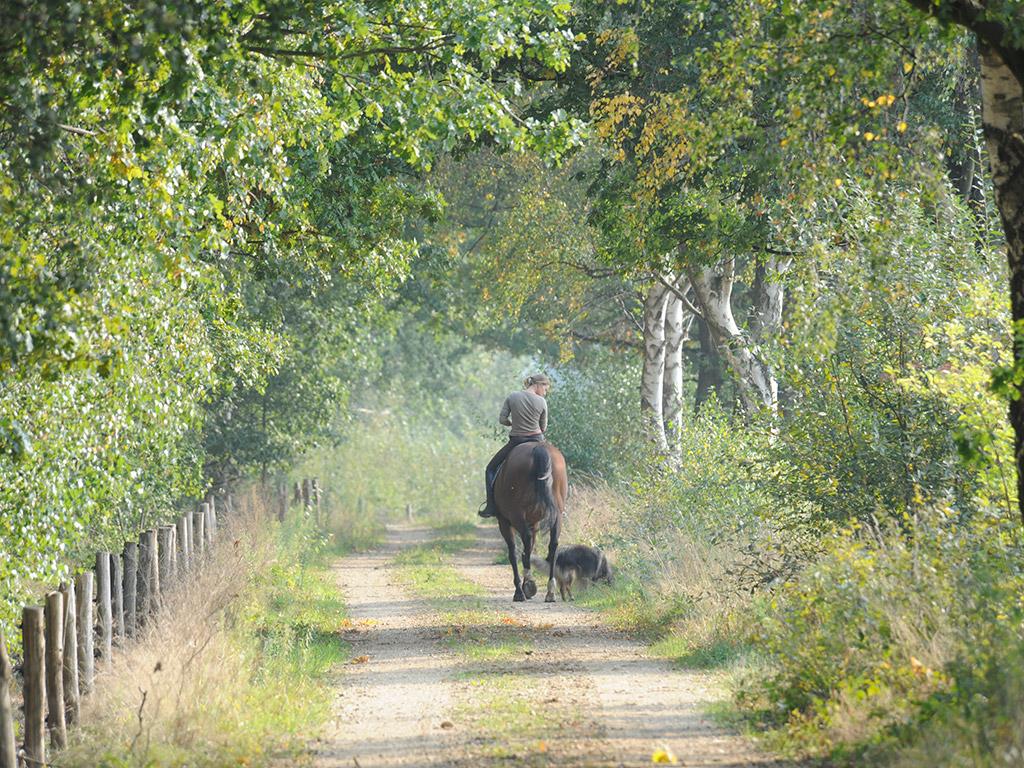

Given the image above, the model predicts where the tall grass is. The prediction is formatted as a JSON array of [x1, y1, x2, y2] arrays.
[[58, 490, 347, 767], [566, 483, 758, 666]]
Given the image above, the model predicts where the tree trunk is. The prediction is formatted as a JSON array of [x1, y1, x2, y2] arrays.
[[640, 282, 670, 452], [687, 261, 778, 416], [978, 41, 1024, 523], [662, 291, 692, 460], [750, 256, 790, 343], [694, 314, 723, 412]]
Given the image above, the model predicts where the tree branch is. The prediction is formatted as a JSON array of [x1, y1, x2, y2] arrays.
[[657, 274, 703, 319], [904, 0, 1024, 83]]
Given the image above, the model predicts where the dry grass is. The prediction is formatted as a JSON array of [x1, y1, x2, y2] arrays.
[[58, 490, 345, 767], [565, 482, 753, 667]]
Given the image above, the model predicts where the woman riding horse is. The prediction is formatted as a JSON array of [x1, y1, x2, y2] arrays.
[[479, 374, 566, 602], [478, 373, 551, 519]]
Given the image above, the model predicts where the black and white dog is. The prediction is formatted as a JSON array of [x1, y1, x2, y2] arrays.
[[532, 544, 613, 601]]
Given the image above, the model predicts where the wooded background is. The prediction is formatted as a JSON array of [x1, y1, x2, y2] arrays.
[[4, 0, 1024, 764]]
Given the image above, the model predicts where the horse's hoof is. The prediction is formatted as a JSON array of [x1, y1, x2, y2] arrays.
[[544, 593, 555, 603], [513, 591, 526, 602], [523, 579, 537, 599]]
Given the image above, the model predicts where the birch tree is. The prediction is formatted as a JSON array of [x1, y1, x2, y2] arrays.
[[662, 291, 690, 458], [641, 282, 671, 452], [899, 1, 1024, 523], [686, 261, 780, 416]]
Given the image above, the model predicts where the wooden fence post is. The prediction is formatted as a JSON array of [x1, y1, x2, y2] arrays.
[[22, 606, 45, 766], [0, 633, 16, 768], [44, 592, 67, 750], [170, 524, 178, 581], [76, 571, 95, 693], [123, 542, 138, 638], [96, 552, 113, 665], [176, 515, 189, 575], [277, 482, 287, 523], [158, 526, 175, 594], [112, 553, 124, 644], [202, 501, 214, 548], [150, 531, 161, 608], [137, 530, 155, 621], [406, 503, 413, 522], [60, 582, 79, 725], [207, 495, 218, 538], [185, 512, 195, 569], [293, 480, 302, 504], [193, 508, 206, 559]]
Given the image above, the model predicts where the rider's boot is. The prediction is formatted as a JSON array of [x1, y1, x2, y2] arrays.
[[477, 477, 498, 518]]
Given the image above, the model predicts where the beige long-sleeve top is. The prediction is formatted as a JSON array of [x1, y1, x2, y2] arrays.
[[499, 390, 548, 436]]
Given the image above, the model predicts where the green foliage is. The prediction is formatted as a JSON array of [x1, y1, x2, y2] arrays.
[[773, 181, 1011, 525], [739, 507, 1024, 764], [0, 0, 580, 646], [544, 350, 642, 477], [416, 150, 641, 361]]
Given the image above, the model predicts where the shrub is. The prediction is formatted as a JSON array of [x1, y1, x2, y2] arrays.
[[739, 506, 1024, 763]]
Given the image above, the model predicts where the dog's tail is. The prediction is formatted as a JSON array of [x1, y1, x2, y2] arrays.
[[532, 443, 557, 531]]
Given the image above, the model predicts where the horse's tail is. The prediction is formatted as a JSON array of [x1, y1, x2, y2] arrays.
[[532, 444, 557, 531]]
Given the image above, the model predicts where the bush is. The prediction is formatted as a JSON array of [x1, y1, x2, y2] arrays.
[[544, 350, 643, 478], [738, 506, 1024, 764]]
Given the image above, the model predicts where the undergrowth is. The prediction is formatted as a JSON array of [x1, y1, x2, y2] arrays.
[[568, 483, 756, 672], [58, 490, 348, 767]]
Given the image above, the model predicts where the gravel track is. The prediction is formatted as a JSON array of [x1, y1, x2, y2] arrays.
[[313, 523, 789, 768]]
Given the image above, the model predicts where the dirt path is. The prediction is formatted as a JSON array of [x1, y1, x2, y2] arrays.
[[449, 525, 784, 768], [314, 524, 786, 767], [314, 527, 461, 767]]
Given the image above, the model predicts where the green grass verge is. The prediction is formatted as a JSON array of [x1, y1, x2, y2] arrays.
[[575, 576, 752, 671]]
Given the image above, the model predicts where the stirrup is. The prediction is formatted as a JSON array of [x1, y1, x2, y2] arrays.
[[477, 502, 497, 518]]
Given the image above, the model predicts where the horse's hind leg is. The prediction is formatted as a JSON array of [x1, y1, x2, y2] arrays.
[[544, 518, 560, 602], [520, 527, 537, 599], [499, 517, 525, 602]]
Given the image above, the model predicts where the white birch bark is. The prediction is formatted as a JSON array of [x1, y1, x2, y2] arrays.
[[640, 282, 670, 453], [687, 261, 778, 417], [750, 256, 790, 343], [662, 290, 693, 460]]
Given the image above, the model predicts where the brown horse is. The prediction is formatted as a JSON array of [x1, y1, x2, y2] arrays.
[[493, 441, 567, 602]]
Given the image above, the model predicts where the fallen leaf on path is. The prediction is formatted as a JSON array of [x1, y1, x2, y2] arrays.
[[651, 747, 678, 764], [349, 655, 370, 664], [440, 721, 454, 729], [535, 622, 554, 630], [552, 630, 569, 637]]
